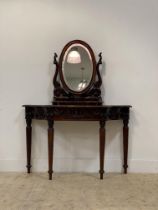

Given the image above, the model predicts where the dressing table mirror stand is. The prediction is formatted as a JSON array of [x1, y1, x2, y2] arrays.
[[23, 40, 131, 180]]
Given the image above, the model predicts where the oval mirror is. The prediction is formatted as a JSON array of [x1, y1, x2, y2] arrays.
[[60, 41, 95, 93]]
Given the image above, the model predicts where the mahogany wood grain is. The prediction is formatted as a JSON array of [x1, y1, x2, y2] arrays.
[[48, 120, 54, 180], [123, 119, 129, 174], [26, 118, 32, 173], [99, 120, 106, 179], [23, 105, 131, 180]]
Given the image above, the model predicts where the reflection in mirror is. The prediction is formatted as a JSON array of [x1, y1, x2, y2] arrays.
[[62, 44, 93, 92], [67, 48, 81, 64]]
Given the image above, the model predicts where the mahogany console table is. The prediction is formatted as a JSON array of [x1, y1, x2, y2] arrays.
[[23, 104, 131, 180]]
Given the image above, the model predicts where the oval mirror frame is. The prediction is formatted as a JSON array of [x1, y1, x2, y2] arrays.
[[59, 40, 96, 95]]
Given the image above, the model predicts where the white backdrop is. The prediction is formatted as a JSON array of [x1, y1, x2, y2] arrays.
[[0, 0, 158, 172]]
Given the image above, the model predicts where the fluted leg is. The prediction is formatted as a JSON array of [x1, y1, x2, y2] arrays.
[[26, 118, 32, 173], [123, 119, 129, 173], [48, 119, 54, 180], [99, 120, 106, 179]]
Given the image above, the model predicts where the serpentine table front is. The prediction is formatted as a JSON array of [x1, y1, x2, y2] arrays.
[[23, 104, 131, 180]]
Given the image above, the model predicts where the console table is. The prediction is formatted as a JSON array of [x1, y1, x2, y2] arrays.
[[23, 104, 131, 180]]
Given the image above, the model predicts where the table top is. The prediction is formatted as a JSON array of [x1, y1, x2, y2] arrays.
[[23, 105, 132, 108]]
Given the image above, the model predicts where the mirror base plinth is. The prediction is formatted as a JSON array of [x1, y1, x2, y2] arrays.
[[53, 97, 102, 105]]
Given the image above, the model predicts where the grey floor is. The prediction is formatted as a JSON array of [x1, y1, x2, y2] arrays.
[[0, 173, 158, 210]]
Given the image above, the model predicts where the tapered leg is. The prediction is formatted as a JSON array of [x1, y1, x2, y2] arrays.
[[99, 120, 106, 179], [48, 119, 54, 180], [26, 118, 32, 173], [123, 119, 129, 174]]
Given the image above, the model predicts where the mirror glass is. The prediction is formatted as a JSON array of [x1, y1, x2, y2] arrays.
[[62, 44, 93, 92]]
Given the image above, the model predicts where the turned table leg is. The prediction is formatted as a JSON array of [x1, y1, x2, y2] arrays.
[[48, 119, 54, 180], [123, 119, 129, 174], [99, 120, 106, 179], [26, 118, 32, 173]]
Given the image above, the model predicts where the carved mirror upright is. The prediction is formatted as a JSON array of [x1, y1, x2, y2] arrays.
[[53, 40, 103, 105]]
